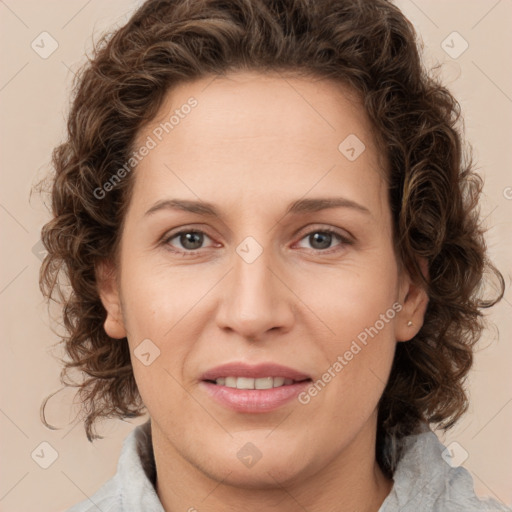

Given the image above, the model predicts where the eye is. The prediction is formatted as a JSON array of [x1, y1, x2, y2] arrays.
[[163, 229, 216, 254], [162, 226, 352, 256], [295, 228, 351, 252]]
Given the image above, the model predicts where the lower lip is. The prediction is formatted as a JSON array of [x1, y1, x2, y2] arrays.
[[200, 380, 311, 413]]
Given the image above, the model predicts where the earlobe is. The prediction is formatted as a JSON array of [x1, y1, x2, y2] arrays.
[[396, 258, 429, 342], [96, 261, 127, 339]]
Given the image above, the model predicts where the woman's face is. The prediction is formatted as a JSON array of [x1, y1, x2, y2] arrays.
[[99, 71, 426, 487]]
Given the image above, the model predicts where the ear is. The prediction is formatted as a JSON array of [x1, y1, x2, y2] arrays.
[[95, 260, 127, 339], [395, 257, 429, 342]]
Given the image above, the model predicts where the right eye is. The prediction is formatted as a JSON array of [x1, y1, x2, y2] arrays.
[[162, 229, 217, 255]]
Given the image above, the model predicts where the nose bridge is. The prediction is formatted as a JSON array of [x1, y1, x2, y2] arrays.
[[216, 236, 293, 339], [234, 241, 273, 300]]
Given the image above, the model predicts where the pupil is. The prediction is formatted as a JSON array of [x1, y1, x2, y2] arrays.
[[310, 232, 331, 250], [181, 232, 203, 250]]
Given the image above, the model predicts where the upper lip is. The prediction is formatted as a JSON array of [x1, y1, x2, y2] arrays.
[[200, 362, 312, 381]]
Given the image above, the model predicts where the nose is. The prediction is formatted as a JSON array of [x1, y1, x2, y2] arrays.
[[215, 242, 295, 342]]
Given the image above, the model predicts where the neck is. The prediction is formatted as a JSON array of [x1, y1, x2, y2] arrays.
[[152, 417, 393, 512]]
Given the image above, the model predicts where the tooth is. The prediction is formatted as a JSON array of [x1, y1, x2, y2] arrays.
[[225, 376, 237, 388], [217, 376, 295, 389], [236, 377, 255, 389], [273, 377, 285, 387], [255, 377, 274, 389]]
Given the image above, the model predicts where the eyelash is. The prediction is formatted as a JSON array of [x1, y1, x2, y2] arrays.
[[161, 227, 352, 256]]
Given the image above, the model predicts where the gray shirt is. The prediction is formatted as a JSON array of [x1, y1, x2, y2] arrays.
[[66, 420, 511, 512]]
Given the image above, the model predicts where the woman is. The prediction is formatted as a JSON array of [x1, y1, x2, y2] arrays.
[[39, 0, 510, 510]]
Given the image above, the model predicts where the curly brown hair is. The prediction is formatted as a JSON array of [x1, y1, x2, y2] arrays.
[[38, 0, 504, 476]]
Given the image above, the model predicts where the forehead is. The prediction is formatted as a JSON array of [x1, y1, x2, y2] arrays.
[[129, 71, 388, 218], [136, 70, 376, 150]]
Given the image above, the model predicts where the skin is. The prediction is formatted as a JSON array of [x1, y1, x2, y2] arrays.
[[98, 71, 429, 512]]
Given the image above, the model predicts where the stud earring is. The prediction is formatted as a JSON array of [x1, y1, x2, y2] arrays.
[[407, 321, 413, 327]]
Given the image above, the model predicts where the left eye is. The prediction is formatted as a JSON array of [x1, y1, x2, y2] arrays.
[[163, 228, 349, 254], [295, 229, 347, 251]]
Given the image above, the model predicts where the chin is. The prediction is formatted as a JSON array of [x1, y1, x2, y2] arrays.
[[207, 460, 308, 490], [195, 441, 313, 489]]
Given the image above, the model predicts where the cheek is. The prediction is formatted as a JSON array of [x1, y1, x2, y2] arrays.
[[298, 256, 399, 415], [303, 254, 399, 341], [117, 259, 198, 401], [301, 313, 397, 432], [119, 255, 213, 337]]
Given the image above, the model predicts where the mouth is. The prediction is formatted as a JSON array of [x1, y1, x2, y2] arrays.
[[203, 376, 312, 389], [200, 361, 312, 383], [199, 362, 313, 412], [200, 378, 313, 413], [200, 361, 312, 413]]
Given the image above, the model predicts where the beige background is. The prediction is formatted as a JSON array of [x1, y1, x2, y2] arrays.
[[0, 1, 511, 511]]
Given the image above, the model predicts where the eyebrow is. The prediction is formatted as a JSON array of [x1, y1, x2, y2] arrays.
[[144, 197, 371, 218]]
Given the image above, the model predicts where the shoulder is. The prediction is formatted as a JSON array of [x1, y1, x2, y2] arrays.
[[380, 428, 511, 512], [62, 475, 123, 512], [63, 420, 163, 512], [64, 477, 121, 511]]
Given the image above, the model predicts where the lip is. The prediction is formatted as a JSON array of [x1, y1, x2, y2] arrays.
[[199, 362, 312, 413], [200, 380, 311, 413], [200, 362, 311, 381]]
